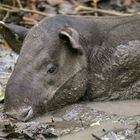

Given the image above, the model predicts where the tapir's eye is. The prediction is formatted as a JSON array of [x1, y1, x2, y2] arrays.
[[47, 65, 58, 74]]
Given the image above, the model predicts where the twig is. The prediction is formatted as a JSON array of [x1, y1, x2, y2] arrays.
[[0, 4, 47, 16], [0, 4, 18, 10], [134, 120, 140, 130], [79, 117, 84, 127], [75, 5, 135, 16], [2, 11, 10, 22], [91, 133, 102, 140], [22, 16, 38, 25], [70, 0, 79, 6], [20, 8, 47, 16], [16, 0, 23, 9], [93, 0, 98, 16], [12, 0, 16, 7], [0, 6, 15, 12]]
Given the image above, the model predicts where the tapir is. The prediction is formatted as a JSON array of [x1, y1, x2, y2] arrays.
[[1, 15, 140, 121]]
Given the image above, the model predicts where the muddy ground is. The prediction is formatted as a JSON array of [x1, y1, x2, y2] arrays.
[[0, 43, 140, 140]]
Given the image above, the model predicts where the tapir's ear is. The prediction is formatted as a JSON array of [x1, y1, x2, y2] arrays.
[[0, 21, 29, 54], [59, 27, 83, 55]]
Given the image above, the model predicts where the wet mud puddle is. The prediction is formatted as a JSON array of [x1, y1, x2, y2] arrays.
[[34, 100, 140, 140], [57, 100, 140, 140], [0, 100, 139, 140]]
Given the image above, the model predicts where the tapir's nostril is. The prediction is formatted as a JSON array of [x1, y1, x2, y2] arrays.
[[6, 106, 33, 122]]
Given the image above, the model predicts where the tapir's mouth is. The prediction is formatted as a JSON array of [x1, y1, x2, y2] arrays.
[[6, 106, 33, 122]]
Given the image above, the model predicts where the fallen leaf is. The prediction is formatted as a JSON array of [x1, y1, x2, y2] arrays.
[[123, 0, 133, 7], [0, 86, 5, 102], [90, 120, 101, 127]]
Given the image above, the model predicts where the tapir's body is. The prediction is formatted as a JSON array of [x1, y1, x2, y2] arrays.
[[4, 15, 140, 121]]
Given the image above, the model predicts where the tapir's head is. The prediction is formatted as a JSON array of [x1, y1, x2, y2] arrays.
[[4, 16, 88, 121]]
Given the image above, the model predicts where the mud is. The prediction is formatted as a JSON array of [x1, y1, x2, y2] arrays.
[[57, 100, 140, 140], [0, 100, 139, 139]]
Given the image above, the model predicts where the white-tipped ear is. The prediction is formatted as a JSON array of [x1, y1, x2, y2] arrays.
[[59, 26, 83, 55]]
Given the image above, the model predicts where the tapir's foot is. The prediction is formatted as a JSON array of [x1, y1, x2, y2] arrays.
[[5, 106, 33, 122]]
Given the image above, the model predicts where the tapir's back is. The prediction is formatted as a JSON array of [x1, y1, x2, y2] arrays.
[[53, 14, 140, 33], [84, 14, 140, 101]]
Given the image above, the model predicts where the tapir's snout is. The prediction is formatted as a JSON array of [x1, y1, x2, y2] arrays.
[[4, 77, 35, 122], [5, 106, 33, 122]]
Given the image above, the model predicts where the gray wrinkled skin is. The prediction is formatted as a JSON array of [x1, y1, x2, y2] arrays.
[[4, 15, 140, 121], [87, 40, 140, 101]]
